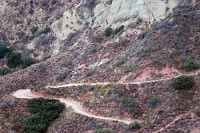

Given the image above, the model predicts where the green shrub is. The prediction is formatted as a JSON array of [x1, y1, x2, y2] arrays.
[[87, 46, 97, 55], [36, 26, 51, 36], [41, 27, 51, 34], [3, 112, 10, 119], [173, 76, 195, 90], [120, 96, 139, 114], [113, 25, 124, 35], [6, 52, 22, 68], [112, 42, 119, 49], [149, 96, 160, 105], [22, 57, 35, 68], [0, 68, 12, 76], [22, 98, 64, 133], [91, 35, 103, 43], [95, 128, 112, 133], [115, 56, 127, 67], [139, 28, 151, 39], [27, 98, 63, 114], [125, 64, 135, 72], [136, 17, 143, 24], [181, 59, 200, 71], [0, 44, 12, 59], [104, 27, 113, 37], [129, 122, 141, 131], [30, 26, 38, 35], [22, 114, 47, 133], [86, 69, 95, 77]]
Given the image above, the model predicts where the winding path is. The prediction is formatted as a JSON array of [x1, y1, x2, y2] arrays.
[[11, 70, 200, 126], [12, 89, 139, 125]]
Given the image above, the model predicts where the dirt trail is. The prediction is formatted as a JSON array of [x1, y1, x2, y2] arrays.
[[12, 89, 139, 125], [11, 70, 200, 127], [47, 70, 200, 88], [153, 112, 194, 133]]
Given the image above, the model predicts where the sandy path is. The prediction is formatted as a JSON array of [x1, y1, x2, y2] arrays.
[[47, 70, 200, 88], [12, 89, 139, 125]]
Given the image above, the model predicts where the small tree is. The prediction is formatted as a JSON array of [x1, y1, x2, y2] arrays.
[[125, 64, 135, 73], [22, 98, 64, 133], [104, 27, 113, 37], [139, 28, 151, 39], [129, 122, 141, 131], [181, 59, 200, 71], [30, 26, 38, 35], [113, 25, 124, 35], [6, 52, 22, 68], [0, 44, 12, 59], [22, 57, 35, 69], [173, 76, 195, 90], [149, 96, 160, 105], [120, 96, 139, 114], [0, 68, 12, 76]]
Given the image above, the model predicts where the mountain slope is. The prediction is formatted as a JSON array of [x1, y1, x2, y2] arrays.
[[0, 0, 200, 133]]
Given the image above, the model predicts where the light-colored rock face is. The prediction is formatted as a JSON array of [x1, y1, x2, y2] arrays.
[[93, 0, 179, 28], [51, 0, 179, 40], [51, 10, 84, 40], [49, 0, 179, 56]]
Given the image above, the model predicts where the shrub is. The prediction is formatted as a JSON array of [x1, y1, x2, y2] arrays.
[[113, 25, 124, 35], [6, 52, 22, 68], [3, 112, 10, 119], [125, 64, 135, 72], [181, 59, 200, 71], [86, 69, 95, 77], [106, 0, 113, 5], [91, 35, 103, 43], [129, 122, 141, 131], [112, 42, 119, 49], [115, 56, 127, 67], [0, 68, 12, 76], [95, 128, 112, 133], [139, 28, 151, 39], [55, 73, 67, 82], [87, 46, 97, 55], [22, 57, 35, 69], [22, 98, 64, 133], [36, 26, 51, 36], [22, 114, 47, 133], [120, 96, 139, 114], [17, 31, 25, 39], [0, 44, 12, 59], [149, 96, 160, 105], [41, 27, 51, 34], [104, 27, 113, 37], [64, 32, 76, 46], [137, 47, 151, 58], [173, 76, 195, 90], [136, 17, 143, 24], [27, 98, 63, 114], [85, 0, 96, 10], [30, 26, 38, 35]]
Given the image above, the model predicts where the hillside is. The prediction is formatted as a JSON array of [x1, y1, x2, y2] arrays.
[[0, 0, 200, 133]]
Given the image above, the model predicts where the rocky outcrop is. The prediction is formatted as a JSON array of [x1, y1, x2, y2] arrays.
[[51, 0, 179, 41], [51, 10, 85, 40], [93, 0, 179, 28]]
